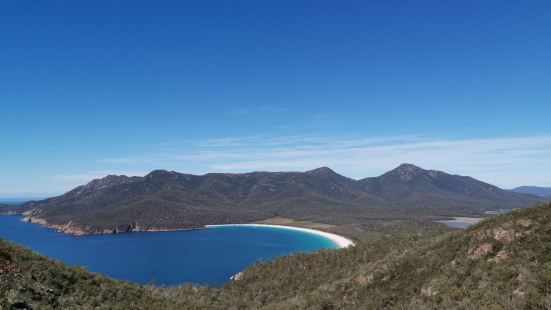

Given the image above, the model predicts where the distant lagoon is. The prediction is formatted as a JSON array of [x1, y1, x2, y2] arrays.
[[0, 216, 339, 287], [438, 220, 472, 229], [438, 209, 515, 229], [484, 208, 515, 215], [437, 217, 485, 229]]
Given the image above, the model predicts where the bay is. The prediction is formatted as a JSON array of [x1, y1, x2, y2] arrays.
[[0, 216, 337, 287]]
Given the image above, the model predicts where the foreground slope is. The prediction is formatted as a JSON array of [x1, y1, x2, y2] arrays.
[[1, 203, 550, 309], [216, 203, 551, 309], [9, 164, 544, 235]]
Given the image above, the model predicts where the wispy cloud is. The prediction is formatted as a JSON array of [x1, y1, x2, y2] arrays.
[[93, 134, 551, 188]]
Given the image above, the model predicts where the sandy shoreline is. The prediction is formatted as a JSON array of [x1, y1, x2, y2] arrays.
[[18, 216, 356, 247], [450, 217, 485, 224], [206, 223, 355, 248]]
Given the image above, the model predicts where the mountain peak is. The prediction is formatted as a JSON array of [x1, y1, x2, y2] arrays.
[[306, 167, 338, 176], [395, 163, 424, 171], [145, 170, 178, 178], [387, 163, 426, 182]]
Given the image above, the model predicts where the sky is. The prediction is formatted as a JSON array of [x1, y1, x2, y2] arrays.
[[1, 0, 550, 197]]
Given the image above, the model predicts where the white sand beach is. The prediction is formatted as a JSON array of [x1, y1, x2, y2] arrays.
[[205, 224, 355, 248], [450, 217, 485, 224]]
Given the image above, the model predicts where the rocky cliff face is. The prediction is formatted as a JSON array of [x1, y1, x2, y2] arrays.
[[72, 175, 142, 197], [22, 217, 90, 235]]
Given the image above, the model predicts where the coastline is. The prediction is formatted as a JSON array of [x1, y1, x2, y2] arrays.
[[451, 217, 485, 224], [20, 216, 203, 236], [18, 216, 355, 248], [205, 223, 355, 248]]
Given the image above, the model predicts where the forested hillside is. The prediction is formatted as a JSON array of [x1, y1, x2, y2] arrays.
[[9, 164, 544, 235], [2, 203, 550, 309]]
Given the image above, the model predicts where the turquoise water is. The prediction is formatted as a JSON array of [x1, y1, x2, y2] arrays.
[[0, 216, 337, 287]]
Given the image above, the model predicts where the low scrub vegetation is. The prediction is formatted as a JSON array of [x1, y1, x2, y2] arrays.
[[2, 203, 550, 309]]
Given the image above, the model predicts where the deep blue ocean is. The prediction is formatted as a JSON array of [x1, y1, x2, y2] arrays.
[[0, 216, 337, 287]]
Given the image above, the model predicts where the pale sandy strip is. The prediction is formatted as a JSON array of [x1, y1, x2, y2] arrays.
[[205, 224, 355, 248], [451, 217, 485, 224]]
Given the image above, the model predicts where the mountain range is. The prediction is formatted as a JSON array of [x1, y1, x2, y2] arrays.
[[8, 164, 544, 235], [512, 186, 551, 197]]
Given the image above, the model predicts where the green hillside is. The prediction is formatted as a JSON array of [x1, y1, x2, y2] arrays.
[[2, 203, 550, 309]]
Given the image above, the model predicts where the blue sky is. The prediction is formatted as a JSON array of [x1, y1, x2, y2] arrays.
[[1, 1, 550, 197]]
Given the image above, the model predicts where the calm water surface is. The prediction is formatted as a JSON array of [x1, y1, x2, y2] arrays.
[[0, 216, 337, 287], [438, 220, 471, 228], [484, 208, 515, 215]]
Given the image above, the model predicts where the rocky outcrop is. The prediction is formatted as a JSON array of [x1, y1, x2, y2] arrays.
[[22, 217, 89, 236], [21, 217, 203, 236], [230, 271, 244, 281], [468, 243, 493, 260]]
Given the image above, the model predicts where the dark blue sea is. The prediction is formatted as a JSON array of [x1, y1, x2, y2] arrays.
[[0, 216, 337, 287], [0, 200, 24, 205]]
